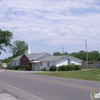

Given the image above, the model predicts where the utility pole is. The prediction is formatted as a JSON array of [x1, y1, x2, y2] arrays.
[[85, 40, 88, 68], [62, 47, 64, 65], [62, 47, 64, 55]]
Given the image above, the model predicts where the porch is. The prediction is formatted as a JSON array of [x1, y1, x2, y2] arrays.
[[31, 61, 41, 71]]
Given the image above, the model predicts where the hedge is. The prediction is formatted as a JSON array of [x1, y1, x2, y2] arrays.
[[6, 65, 30, 71], [25, 65, 30, 70], [49, 65, 57, 71], [58, 65, 67, 71], [58, 65, 81, 71], [75, 65, 82, 70]]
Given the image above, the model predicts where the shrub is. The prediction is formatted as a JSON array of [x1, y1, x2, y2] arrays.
[[75, 65, 82, 70], [18, 68, 21, 70], [49, 65, 57, 71], [0, 63, 1, 68], [15, 66, 21, 70], [6, 63, 10, 69], [7, 66, 15, 70], [58, 65, 67, 71], [66, 65, 75, 71], [22, 68, 25, 71], [58, 65, 75, 71], [41, 67, 46, 71], [21, 65, 25, 70], [25, 65, 30, 70], [21, 65, 30, 70]]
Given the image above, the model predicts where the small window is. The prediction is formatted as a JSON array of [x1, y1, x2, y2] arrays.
[[47, 62, 49, 67]]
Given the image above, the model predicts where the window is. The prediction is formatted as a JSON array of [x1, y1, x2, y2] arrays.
[[41, 62, 42, 66], [47, 62, 49, 67]]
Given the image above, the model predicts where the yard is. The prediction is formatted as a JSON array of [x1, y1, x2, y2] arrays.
[[33, 69, 100, 81]]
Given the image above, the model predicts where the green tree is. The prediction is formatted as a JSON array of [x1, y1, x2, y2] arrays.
[[88, 51, 99, 61], [53, 50, 100, 62], [53, 52, 61, 56], [78, 50, 86, 61], [64, 52, 69, 55], [0, 29, 13, 54], [70, 52, 79, 58], [3, 56, 14, 63], [10, 40, 28, 57]]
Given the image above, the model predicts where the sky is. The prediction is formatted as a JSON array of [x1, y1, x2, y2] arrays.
[[0, 0, 100, 59]]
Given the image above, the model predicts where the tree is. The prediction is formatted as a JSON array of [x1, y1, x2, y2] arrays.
[[64, 52, 69, 55], [53, 52, 61, 56], [88, 51, 99, 61], [10, 40, 28, 57], [0, 29, 13, 54]]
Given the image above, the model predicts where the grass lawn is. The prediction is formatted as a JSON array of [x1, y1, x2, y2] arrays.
[[33, 69, 100, 81]]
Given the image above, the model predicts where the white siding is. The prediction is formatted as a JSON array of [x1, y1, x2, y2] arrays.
[[41, 57, 82, 70], [42, 62, 49, 70], [71, 59, 81, 65], [32, 63, 41, 71], [49, 62, 55, 67], [56, 57, 81, 67], [56, 58, 68, 67], [42, 61, 55, 70], [11, 61, 20, 66]]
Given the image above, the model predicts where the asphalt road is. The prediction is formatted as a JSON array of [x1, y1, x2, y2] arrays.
[[0, 71, 100, 100]]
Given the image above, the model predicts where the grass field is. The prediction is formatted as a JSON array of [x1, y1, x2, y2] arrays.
[[33, 69, 100, 81]]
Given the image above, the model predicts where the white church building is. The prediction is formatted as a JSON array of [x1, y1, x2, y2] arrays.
[[10, 43, 82, 71]]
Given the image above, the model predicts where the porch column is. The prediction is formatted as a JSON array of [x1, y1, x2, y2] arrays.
[[35, 64, 37, 71]]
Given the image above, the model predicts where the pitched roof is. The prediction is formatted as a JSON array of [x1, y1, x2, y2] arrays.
[[11, 52, 46, 61], [11, 55, 22, 61], [40, 55, 82, 62], [25, 53, 45, 60]]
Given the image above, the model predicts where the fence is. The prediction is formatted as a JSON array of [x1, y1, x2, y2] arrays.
[[82, 62, 100, 69]]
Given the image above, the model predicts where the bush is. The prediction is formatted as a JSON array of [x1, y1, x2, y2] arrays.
[[0, 63, 1, 68], [21, 65, 25, 70], [58, 65, 75, 71], [66, 65, 75, 71], [25, 65, 30, 70], [18, 68, 21, 70], [58, 65, 67, 71], [7, 66, 15, 70], [75, 65, 82, 70], [21, 65, 30, 70], [15, 66, 21, 70], [41, 67, 46, 71], [49, 65, 57, 71]]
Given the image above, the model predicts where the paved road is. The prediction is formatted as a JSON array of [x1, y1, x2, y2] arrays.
[[0, 71, 100, 100]]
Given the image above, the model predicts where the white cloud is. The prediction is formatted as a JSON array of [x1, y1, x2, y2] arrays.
[[0, 0, 100, 58]]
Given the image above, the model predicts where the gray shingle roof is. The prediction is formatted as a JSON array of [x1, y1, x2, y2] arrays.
[[25, 53, 45, 59], [11, 53, 45, 61], [40, 56, 66, 61], [11, 55, 22, 61], [40, 55, 82, 62]]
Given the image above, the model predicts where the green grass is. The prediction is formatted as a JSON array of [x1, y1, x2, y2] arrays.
[[33, 69, 100, 81]]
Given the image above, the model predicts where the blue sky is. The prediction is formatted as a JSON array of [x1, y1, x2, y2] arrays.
[[0, 0, 100, 59]]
